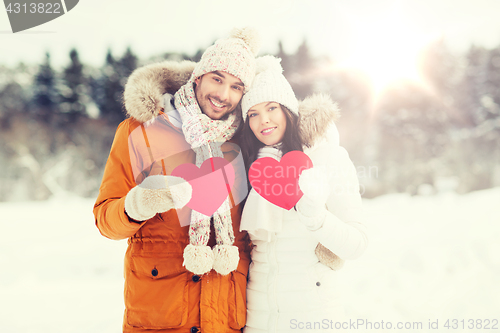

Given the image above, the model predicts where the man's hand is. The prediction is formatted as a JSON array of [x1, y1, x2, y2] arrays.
[[125, 175, 192, 222]]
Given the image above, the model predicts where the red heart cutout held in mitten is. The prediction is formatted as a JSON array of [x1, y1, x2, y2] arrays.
[[249, 151, 313, 210], [171, 157, 235, 217]]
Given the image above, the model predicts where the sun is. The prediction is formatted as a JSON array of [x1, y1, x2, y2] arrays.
[[336, 8, 436, 97]]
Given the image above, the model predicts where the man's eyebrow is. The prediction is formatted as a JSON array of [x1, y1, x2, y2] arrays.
[[213, 71, 225, 79], [213, 71, 244, 87]]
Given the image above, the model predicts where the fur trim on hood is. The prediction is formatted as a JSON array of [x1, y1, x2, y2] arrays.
[[298, 93, 341, 148], [123, 60, 196, 123]]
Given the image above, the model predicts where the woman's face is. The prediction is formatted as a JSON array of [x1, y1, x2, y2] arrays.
[[247, 102, 287, 146]]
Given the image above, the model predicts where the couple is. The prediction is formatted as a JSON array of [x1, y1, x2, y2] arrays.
[[93, 28, 368, 333]]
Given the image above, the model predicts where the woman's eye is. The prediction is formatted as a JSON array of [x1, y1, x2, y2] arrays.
[[248, 113, 257, 118], [269, 106, 276, 111], [213, 77, 221, 83]]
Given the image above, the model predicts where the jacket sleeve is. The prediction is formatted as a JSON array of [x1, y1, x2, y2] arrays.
[[93, 120, 146, 240], [309, 146, 368, 260]]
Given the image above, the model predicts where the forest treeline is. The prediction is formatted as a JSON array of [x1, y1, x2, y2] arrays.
[[0, 39, 499, 201]]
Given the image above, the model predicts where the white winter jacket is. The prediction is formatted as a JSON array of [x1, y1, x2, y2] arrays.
[[241, 94, 369, 333]]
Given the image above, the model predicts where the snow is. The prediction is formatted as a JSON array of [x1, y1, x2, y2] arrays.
[[1, 188, 499, 332], [339, 188, 500, 330], [0, 198, 126, 332]]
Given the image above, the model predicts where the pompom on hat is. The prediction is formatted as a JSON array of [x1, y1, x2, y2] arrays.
[[192, 27, 261, 92], [241, 55, 299, 121]]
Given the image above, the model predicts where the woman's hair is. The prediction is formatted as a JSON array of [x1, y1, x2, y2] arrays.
[[238, 104, 303, 178]]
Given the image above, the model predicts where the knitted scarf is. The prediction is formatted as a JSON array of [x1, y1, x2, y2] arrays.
[[174, 79, 241, 276]]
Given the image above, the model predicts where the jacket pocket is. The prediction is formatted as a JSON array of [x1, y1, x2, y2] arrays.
[[125, 255, 189, 329], [313, 262, 340, 306], [227, 266, 247, 329]]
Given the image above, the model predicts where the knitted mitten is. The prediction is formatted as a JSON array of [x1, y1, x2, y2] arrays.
[[296, 167, 331, 230], [315, 243, 345, 270], [125, 175, 192, 221], [297, 168, 345, 269]]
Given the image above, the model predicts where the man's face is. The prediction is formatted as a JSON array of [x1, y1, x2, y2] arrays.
[[194, 71, 244, 120]]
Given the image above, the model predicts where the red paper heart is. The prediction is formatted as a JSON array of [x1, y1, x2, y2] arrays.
[[249, 151, 313, 210], [171, 157, 235, 217]]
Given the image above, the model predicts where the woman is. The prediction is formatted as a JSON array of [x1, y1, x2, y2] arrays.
[[239, 56, 369, 332]]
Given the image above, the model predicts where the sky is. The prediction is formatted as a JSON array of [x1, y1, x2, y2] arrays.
[[1, 0, 500, 71]]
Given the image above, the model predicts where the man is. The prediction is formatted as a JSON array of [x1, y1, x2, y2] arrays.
[[93, 28, 259, 333]]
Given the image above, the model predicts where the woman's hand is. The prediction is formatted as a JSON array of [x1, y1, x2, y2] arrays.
[[296, 166, 331, 230], [298, 166, 331, 204]]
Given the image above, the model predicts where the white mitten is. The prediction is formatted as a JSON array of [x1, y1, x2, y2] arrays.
[[125, 175, 192, 221], [296, 166, 331, 230]]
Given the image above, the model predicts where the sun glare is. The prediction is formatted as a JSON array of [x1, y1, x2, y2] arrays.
[[337, 9, 436, 97]]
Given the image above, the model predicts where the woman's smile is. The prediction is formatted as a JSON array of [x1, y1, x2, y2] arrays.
[[261, 126, 277, 135]]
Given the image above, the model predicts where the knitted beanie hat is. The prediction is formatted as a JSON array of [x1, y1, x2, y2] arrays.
[[241, 55, 299, 120], [192, 27, 260, 92]]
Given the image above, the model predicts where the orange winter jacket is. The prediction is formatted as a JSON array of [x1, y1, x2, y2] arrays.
[[94, 55, 254, 333], [93, 60, 251, 333], [94, 61, 250, 333]]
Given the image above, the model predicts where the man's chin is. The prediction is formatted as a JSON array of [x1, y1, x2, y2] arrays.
[[206, 110, 223, 120], [203, 107, 233, 121]]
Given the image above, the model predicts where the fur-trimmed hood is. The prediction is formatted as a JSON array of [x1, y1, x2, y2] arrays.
[[123, 60, 196, 124], [298, 94, 340, 148]]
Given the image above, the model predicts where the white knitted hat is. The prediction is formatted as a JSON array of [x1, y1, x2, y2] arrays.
[[241, 55, 299, 121], [192, 27, 260, 92]]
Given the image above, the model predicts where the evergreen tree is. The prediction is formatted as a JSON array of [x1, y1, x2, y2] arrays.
[[191, 48, 204, 62], [458, 46, 488, 127], [117, 47, 138, 84], [419, 38, 459, 122], [484, 46, 500, 122], [93, 47, 139, 125], [453, 45, 500, 191], [473, 45, 500, 187], [0, 65, 30, 127], [290, 38, 314, 99], [93, 49, 125, 125], [60, 48, 89, 125], [295, 38, 313, 74], [276, 41, 292, 76], [0, 81, 27, 128], [32, 52, 59, 124]]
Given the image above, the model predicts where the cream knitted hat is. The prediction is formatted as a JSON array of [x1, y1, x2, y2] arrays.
[[192, 27, 260, 92], [241, 55, 299, 120]]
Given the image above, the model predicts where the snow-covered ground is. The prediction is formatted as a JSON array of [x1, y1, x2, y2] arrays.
[[1, 188, 499, 332]]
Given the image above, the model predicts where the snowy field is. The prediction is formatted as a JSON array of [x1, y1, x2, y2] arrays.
[[1, 188, 499, 332]]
